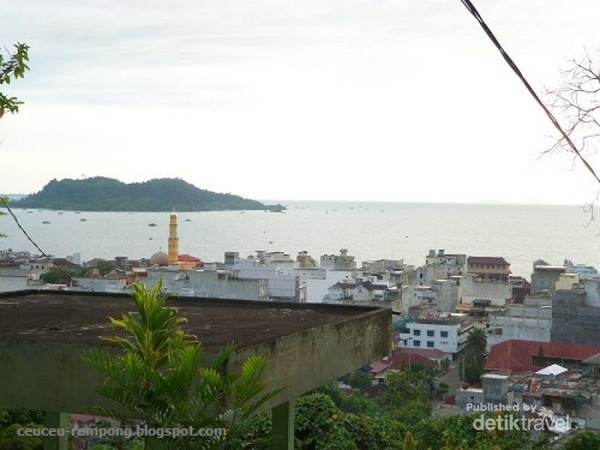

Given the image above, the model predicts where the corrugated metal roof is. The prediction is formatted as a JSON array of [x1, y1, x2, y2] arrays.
[[486, 340, 600, 372]]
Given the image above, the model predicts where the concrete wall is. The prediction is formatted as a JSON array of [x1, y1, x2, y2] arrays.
[[73, 277, 128, 293], [147, 270, 269, 301], [482, 374, 509, 405], [585, 279, 600, 307], [487, 305, 552, 349], [551, 289, 600, 345], [0, 307, 391, 414], [460, 274, 511, 306], [0, 273, 30, 292]]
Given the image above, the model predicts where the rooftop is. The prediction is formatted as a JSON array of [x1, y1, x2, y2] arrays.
[[0, 290, 381, 352], [0, 290, 391, 414], [467, 256, 509, 266]]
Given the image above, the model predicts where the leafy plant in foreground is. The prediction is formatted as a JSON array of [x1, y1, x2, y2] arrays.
[[82, 282, 283, 449]]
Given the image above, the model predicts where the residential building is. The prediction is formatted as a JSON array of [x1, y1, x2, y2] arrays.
[[327, 280, 388, 302], [460, 273, 512, 306], [419, 249, 466, 284], [399, 314, 475, 358], [531, 261, 570, 294], [320, 249, 356, 271], [552, 284, 600, 345], [487, 300, 552, 350], [466, 256, 510, 281], [146, 268, 269, 301]]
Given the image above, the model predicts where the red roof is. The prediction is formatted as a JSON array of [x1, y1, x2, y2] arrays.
[[468, 256, 509, 266], [368, 360, 391, 374], [178, 254, 203, 265], [391, 353, 437, 369], [486, 340, 600, 372], [395, 347, 446, 359], [390, 348, 446, 370]]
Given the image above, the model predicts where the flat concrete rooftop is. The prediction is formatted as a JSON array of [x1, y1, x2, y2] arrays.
[[0, 290, 391, 413], [0, 290, 382, 351]]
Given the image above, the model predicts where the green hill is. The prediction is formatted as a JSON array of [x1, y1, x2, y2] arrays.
[[11, 177, 274, 212]]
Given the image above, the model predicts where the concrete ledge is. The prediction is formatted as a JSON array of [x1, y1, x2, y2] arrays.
[[0, 291, 391, 413]]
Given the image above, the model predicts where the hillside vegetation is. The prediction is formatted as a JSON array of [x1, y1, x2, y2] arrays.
[[12, 177, 271, 212]]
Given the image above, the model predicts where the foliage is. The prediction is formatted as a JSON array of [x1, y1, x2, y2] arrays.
[[340, 371, 373, 392], [460, 328, 487, 384], [563, 431, 600, 450], [82, 282, 283, 449], [40, 266, 89, 284], [378, 370, 432, 426], [294, 393, 356, 449], [0, 43, 30, 118], [93, 260, 117, 275], [12, 177, 272, 212], [0, 409, 44, 450]]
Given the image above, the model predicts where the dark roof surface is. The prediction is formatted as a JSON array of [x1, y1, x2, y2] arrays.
[[0, 290, 384, 352], [467, 256, 509, 266]]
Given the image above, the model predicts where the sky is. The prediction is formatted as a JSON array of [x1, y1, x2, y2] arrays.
[[3, 0, 600, 204]]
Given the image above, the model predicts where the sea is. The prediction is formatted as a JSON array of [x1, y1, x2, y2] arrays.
[[2, 201, 599, 279]]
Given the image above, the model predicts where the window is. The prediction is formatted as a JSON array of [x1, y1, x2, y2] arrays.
[[427, 341, 435, 348], [441, 331, 448, 338], [427, 330, 434, 337], [413, 330, 421, 336], [413, 340, 421, 347]]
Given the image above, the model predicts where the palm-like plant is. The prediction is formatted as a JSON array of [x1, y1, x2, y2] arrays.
[[83, 281, 283, 449]]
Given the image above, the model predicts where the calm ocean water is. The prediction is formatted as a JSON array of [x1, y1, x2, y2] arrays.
[[1, 201, 598, 279]]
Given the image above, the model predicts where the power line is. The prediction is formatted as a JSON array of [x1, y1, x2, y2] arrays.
[[1, 198, 74, 284], [459, 0, 600, 186]]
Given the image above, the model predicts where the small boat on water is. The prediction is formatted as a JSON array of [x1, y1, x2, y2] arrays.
[[80, 218, 87, 222], [148, 223, 157, 227], [42, 221, 50, 224]]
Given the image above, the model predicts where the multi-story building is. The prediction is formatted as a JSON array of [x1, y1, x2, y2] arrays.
[[146, 268, 269, 301], [320, 249, 356, 271], [466, 256, 510, 281], [419, 250, 466, 284], [399, 315, 475, 358], [531, 261, 570, 294], [460, 273, 512, 306], [487, 298, 552, 350]]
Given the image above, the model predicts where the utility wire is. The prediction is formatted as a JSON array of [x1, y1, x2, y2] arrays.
[[1, 198, 74, 284], [459, 0, 600, 186]]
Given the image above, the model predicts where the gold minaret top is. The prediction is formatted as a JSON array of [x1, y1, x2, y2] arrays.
[[168, 210, 179, 265]]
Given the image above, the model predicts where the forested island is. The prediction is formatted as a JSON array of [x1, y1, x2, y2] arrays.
[[11, 177, 283, 212]]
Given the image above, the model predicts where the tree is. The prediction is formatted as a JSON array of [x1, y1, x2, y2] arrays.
[[0, 43, 30, 238], [547, 51, 600, 158], [93, 260, 117, 275], [460, 328, 487, 385], [0, 409, 44, 450], [563, 430, 600, 450], [82, 282, 283, 450], [0, 42, 30, 118]]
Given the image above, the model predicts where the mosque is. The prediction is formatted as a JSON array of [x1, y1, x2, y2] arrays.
[[148, 211, 202, 270]]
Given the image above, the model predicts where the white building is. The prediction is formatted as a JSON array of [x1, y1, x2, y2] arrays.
[[72, 277, 128, 293], [146, 269, 269, 301], [460, 273, 512, 306], [399, 315, 475, 357], [232, 257, 300, 302], [320, 249, 356, 271]]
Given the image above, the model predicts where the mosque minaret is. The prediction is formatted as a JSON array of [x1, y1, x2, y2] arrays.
[[168, 209, 179, 266]]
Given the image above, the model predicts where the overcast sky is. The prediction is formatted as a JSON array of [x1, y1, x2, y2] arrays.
[[2, 0, 600, 204]]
